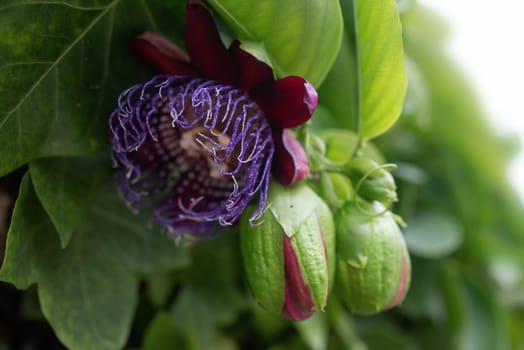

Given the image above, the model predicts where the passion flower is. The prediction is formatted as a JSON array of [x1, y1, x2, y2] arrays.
[[109, 1, 318, 238], [110, 75, 274, 236], [240, 182, 335, 321]]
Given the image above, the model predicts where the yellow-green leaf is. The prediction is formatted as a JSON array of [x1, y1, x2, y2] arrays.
[[353, 0, 407, 139]]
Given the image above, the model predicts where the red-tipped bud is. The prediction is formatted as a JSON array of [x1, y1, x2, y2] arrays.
[[240, 182, 335, 320], [335, 201, 411, 314]]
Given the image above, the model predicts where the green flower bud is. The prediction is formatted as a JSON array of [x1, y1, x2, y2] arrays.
[[335, 201, 411, 315], [318, 171, 354, 210], [346, 157, 397, 205], [305, 133, 327, 171], [240, 182, 335, 321]]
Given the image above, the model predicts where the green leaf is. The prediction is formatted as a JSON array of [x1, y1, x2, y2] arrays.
[[317, 32, 358, 131], [240, 206, 286, 314], [29, 156, 108, 247], [314, 129, 385, 166], [170, 233, 247, 349], [0, 174, 189, 350], [353, 0, 407, 139], [145, 271, 180, 308], [404, 211, 463, 259], [307, 104, 341, 132], [0, 0, 183, 176], [142, 312, 188, 350], [0, 174, 57, 290], [37, 229, 139, 350], [207, 0, 343, 87]]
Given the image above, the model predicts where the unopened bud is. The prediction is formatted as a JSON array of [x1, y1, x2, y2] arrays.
[[318, 171, 353, 210], [336, 201, 410, 314], [240, 182, 335, 320], [346, 157, 397, 205]]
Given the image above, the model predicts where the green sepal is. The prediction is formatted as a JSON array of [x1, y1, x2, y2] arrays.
[[289, 211, 330, 311], [268, 182, 320, 238], [240, 205, 285, 314], [312, 198, 336, 291], [289, 195, 335, 309]]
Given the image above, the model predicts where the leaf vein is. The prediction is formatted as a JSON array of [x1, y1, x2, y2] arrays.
[[0, 1, 108, 12], [208, 0, 255, 40], [0, 61, 54, 71], [140, 0, 158, 32], [75, 248, 106, 346], [92, 206, 146, 237], [0, 0, 120, 130], [93, 6, 115, 121]]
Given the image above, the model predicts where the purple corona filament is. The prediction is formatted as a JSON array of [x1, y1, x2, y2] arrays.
[[110, 75, 274, 238]]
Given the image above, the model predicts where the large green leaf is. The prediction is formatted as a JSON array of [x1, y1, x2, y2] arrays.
[[0, 174, 189, 350], [352, 0, 407, 139], [404, 211, 463, 259], [316, 0, 359, 131], [0, 0, 184, 177], [29, 156, 108, 247], [207, 0, 343, 87], [317, 33, 358, 130]]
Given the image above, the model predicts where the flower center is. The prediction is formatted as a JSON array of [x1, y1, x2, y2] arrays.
[[110, 75, 274, 237]]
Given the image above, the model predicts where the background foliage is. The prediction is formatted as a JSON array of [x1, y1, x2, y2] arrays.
[[1, 0, 523, 349]]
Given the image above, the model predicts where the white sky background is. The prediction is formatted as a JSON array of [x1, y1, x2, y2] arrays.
[[419, 0, 524, 202]]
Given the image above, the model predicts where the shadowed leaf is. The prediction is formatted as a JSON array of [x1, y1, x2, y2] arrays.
[[0, 0, 184, 176], [0, 174, 188, 350]]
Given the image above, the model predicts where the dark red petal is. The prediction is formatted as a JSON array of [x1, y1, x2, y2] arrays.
[[253, 76, 318, 129], [138, 31, 190, 62], [272, 129, 309, 186], [281, 234, 316, 321], [229, 40, 274, 93], [132, 32, 197, 76], [185, 1, 238, 84]]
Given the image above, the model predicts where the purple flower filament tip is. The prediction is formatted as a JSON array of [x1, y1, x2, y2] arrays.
[[110, 75, 274, 238]]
